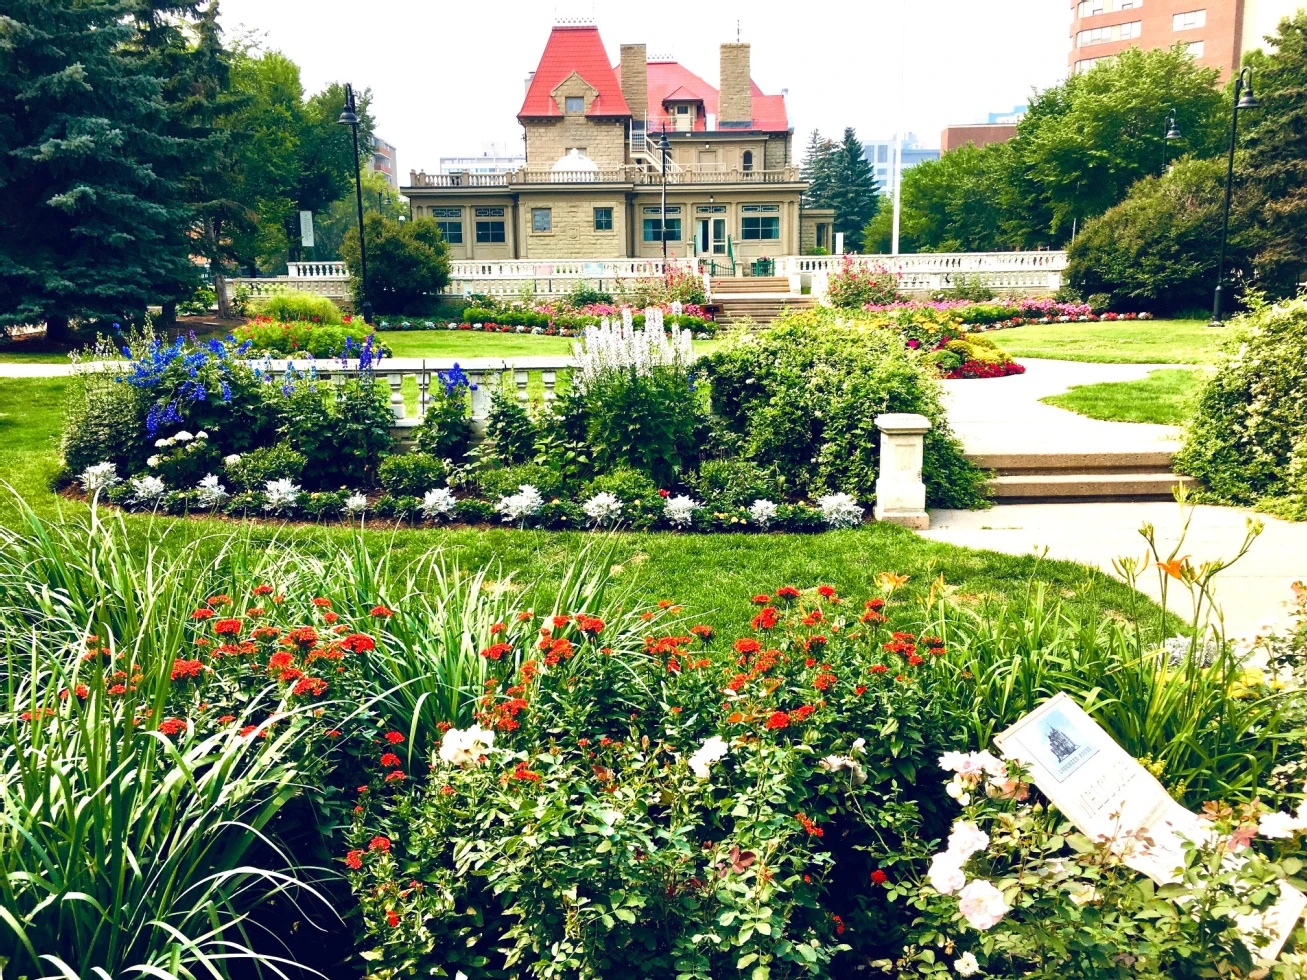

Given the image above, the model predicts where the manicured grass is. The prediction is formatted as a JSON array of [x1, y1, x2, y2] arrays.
[[990, 319, 1225, 365], [380, 331, 575, 359], [1041, 368, 1205, 425], [0, 376, 1164, 632], [0, 350, 77, 364]]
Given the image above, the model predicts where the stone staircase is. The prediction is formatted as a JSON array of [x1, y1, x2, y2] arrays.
[[710, 277, 815, 328], [968, 451, 1194, 503]]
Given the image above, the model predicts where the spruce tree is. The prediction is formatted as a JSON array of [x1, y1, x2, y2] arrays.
[[0, 0, 199, 340], [826, 128, 880, 248], [800, 129, 835, 209], [1240, 12, 1307, 297]]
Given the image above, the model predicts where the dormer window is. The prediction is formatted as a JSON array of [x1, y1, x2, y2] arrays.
[[565, 96, 585, 113]]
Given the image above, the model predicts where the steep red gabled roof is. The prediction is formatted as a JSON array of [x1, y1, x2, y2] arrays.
[[518, 25, 630, 119], [627, 59, 789, 132]]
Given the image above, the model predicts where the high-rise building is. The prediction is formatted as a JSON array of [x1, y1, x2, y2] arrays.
[[1068, 0, 1304, 79], [439, 146, 526, 175], [861, 135, 940, 196], [369, 136, 398, 188], [940, 108, 1026, 154]]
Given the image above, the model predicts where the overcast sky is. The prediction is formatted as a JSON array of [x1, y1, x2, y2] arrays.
[[216, 0, 1072, 177]]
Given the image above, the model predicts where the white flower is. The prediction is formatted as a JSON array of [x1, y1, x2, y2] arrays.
[[947, 821, 990, 861], [343, 492, 368, 515], [945, 776, 971, 806], [154, 438, 171, 448], [953, 951, 979, 976], [497, 484, 544, 523], [223, 454, 242, 467], [129, 475, 167, 504], [438, 724, 495, 768], [173, 430, 194, 442], [1067, 882, 1101, 906], [818, 754, 868, 786], [927, 852, 967, 895], [1258, 810, 1307, 839], [420, 487, 457, 519], [79, 462, 120, 493], [146, 455, 161, 468], [957, 879, 1008, 930], [570, 313, 694, 390], [195, 431, 208, 440], [195, 474, 228, 509], [582, 492, 623, 526], [816, 492, 863, 529], [688, 735, 729, 779], [262, 478, 301, 513], [749, 498, 778, 528], [664, 494, 699, 528]]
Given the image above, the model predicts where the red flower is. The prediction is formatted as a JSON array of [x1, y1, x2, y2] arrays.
[[370, 605, 393, 618], [480, 642, 513, 661], [380, 753, 402, 767], [869, 664, 889, 674], [575, 614, 605, 635], [871, 869, 888, 885], [312, 597, 332, 608], [213, 618, 241, 636], [751, 606, 779, 630], [440, 784, 456, 795], [750, 594, 772, 605], [158, 718, 186, 736], [206, 594, 231, 606], [510, 760, 542, 782], [385, 770, 406, 782], [190, 608, 214, 620], [865, 598, 885, 611], [791, 704, 816, 721], [776, 586, 801, 600], [832, 913, 845, 934], [816, 585, 837, 598], [171, 658, 204, 681], [252, 584, 274, 596], [797, 812, 824, 837], [292, 676, 327, 697], [658, 489, 670, 498], [813, 671, 837, 691], [334, 633, 371, 654], [734, 637, 762, 656], [690, 624, 715, 640], [854, 685, 868, 695], [386, 911, 400, 928], [345, 849, 364, 869], [368, 836, 391, 852], [384, 731, 405, 744], [764, 710, 790, 730]]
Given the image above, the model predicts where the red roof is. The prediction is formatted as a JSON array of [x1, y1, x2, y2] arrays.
[[624, 59, 789, 132], [518, 25, 630, 119]]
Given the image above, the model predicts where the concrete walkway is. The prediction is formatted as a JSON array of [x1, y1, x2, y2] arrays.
[[0, 362, 76, 377], [941, 358, 1186, 454], [921, 502, 1305, 636]]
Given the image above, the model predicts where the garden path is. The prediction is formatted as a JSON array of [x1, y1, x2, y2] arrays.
[[921, 502, 1306, 637], [940, 358, 1184, 454]]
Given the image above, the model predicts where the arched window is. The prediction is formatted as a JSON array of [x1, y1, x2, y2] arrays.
[[742, 150, 754, 172]]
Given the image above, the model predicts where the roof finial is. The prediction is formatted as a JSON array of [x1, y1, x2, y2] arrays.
[[737, 19, 741, 42]]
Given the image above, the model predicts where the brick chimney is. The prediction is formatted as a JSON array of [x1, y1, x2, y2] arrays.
[[718, 43, 752, 127], [619, 44, 647, 123]]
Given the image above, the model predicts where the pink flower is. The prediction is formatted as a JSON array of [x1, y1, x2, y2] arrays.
[[927, 852, 966, 895], [957, 879, 1008, 930]]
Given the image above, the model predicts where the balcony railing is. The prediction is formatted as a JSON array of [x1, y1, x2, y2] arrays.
[[407, 164, 802, 188]]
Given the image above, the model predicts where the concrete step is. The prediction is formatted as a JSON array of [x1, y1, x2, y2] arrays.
[[967, 451, 1178, 475], [988, 471, 1194, 502], [711, 277, 790, 294]]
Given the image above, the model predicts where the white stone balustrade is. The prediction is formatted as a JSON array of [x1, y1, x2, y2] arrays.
[[286, 261, 348, 279], [873, 413, 932, 530], [780, 251, 1067, 297]]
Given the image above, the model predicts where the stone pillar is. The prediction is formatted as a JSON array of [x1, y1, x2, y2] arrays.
[[874, 413, 931, 529]]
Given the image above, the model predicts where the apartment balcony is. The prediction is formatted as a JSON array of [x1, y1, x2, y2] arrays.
[[406, 164, 802, 189]]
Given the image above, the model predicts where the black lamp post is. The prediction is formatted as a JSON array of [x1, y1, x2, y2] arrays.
[[338, 83, 372, 324], [1210, 66, 1258, 327], [659, 128, 671, 265], [1162, 107, 1181, 173]]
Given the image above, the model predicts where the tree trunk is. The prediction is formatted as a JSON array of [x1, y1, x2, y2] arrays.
[[159, 299, 177, 329], [45, 314, 71, 345], [214, 273, 231, 319]]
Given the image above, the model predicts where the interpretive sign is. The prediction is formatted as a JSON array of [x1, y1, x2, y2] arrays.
[[994, 693, 1305, 965]]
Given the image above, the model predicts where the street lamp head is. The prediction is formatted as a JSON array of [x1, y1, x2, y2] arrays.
[[1166, 122, 1182, 140], [1237, 67, 1258, 109], [659, 130, 670, 151], [338, 83, 359, 127]]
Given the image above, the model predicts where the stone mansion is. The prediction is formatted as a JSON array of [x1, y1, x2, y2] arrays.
[[402, 22, 833, 267]]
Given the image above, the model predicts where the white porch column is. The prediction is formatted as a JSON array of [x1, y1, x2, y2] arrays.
[[874, 413, 931, 530]]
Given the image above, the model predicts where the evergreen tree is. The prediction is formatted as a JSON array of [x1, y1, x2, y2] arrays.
[[800, 129, 835, 209], [0, 0, 200, 340], [1239, 11, 1307, 298], [825, 128, 880, 248]]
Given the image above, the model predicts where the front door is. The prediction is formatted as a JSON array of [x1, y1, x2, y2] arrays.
[[711, 217, 727, 254], [696, 218, 710, 255]]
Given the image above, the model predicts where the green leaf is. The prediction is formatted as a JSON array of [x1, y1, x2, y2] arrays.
[[737, 953, 758, 969]]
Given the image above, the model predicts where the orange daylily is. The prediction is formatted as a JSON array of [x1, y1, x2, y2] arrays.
[[1157, 557, 1192, 581]]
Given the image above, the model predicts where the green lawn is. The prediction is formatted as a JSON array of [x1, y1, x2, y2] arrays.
[[991, 319, 1226, 365], [0, 376, 1165, 631], [1041, 368, 1206, 425]]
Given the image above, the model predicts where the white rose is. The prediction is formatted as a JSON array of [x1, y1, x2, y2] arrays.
[[953, 951, 980, 976], [1259, 811, 1305, 839], [957, 879, 1008, 931], [688, 735, 729, 779], [927, 852, 967, 895], [947, 821, 990, 861]]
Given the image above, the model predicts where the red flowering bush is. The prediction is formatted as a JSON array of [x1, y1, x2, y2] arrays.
[[826, 255, 901, 309], [343, 582, 959, 978]]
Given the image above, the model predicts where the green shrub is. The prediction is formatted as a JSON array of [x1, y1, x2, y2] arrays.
[[224, 443, 306, 492], [690, 457, 783, 507], [341, 214, 451, 314], [378, 452, 448, 497], [302, 489, 348, 519], [929, 273, 996, 302], [825, 255, 901, 308], [484, 387, 538, 465], [374, 494, 420, 522], [478, 463, 566, 501], [453, 498, 497, 524], [61, 348, 151, 473], [253, 290, 343, 325], [566, 283, 614, 307], [582, 466, 659, 505], [177, 283, 217, 316], [1176, 296, 1307, 508], [276, 376, 395, 489], [414, 366, 474, 461], [702, 311, 986, 507]]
